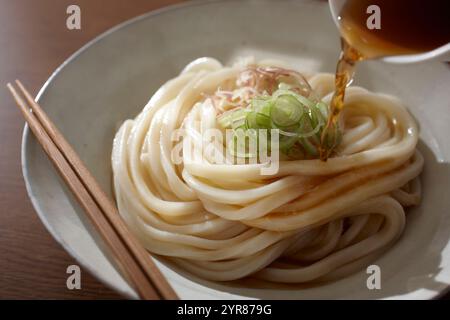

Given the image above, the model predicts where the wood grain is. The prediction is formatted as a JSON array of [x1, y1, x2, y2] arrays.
[[0, 0, 183, 299]]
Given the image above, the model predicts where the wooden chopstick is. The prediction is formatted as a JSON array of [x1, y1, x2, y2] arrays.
[[7, 81, 178, 300], [14, 80, 178, 300]]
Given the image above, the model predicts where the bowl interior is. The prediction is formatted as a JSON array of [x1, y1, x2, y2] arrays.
[[23, 0, 450, 299]]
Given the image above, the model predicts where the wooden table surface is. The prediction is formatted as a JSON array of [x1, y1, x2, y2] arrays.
[[0, 0, 183, 299]]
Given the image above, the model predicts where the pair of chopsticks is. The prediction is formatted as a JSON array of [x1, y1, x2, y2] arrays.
[[7, 81, 178, 300]]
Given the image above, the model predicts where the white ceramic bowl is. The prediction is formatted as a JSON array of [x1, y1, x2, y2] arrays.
[[22, 0, 450, 299]]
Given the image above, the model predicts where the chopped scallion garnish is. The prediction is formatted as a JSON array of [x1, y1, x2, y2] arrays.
[[217, 83, 341, 159]]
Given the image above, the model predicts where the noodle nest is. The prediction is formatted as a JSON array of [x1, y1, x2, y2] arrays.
[[112, 57, 423, 283]]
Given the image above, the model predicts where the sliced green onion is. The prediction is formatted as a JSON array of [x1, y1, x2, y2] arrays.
[[217, 109, 233, 128], [216, 81, 339, 160], [278, 129, 299, 137], [218, 108, 251, 129], [296, 116, 322, 138], [251, 96, 269, 108], [279, 134, 298, 153], [271, 95, 303, 127], [245, 112, 272, 130], [252, 98, 272, 116], [272, 89, 315, 108], [316, 101, 329, 119], [231, 109, 249, 129]]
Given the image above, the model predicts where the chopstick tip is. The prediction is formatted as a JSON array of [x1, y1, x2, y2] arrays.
[[6, 82, 14, 93]]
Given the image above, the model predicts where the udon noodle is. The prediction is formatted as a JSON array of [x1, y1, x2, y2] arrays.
[[111, 57, 423, 283]]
